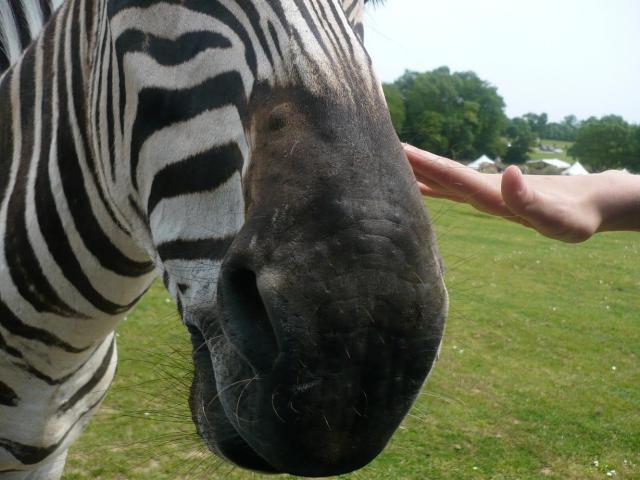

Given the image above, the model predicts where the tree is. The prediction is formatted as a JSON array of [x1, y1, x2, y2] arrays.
[[568, 115, 637, 171], [382, 83, 405, 136], [563, 114, 579, 130], [523, 112, 548, 139], [387, 67, 507, 160], [504, 118, 536, 164], [543, 115, 579, 142], [631, 125, 640, 171]]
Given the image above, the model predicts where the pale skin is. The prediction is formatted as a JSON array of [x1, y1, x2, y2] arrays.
[[404, 144, 640, 243]]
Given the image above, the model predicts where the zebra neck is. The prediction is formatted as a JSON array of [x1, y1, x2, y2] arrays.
[[0, 0, 156, 361], [0, 3, 155, 466]]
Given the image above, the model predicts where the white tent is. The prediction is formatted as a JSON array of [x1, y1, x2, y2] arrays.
[[526, 158, 571, 170], [468, 155, 495, 170], [562, 161, 590, 176]]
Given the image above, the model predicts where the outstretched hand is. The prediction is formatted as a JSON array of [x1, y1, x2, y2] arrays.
[[404, 144, 640, 243]]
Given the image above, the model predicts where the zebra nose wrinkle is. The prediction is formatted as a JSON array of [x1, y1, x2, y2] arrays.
[[219, 266, 279, 374]]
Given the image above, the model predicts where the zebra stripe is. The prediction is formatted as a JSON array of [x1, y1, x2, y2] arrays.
[[0, 1, 155, 476], [0, 0, 383, 477], [0, 0, 62, 74]]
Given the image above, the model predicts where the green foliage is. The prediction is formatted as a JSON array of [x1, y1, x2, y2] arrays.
[[633, 125, 640, 164], [522, 112, 548, 139], [384, 67, 507, 160], [504, 117, 536, 164], [382, 83, 405, 136], [64, 200, 640, 479], [381, 65, 637, 170], [544, 115, 580, 142], [568, 115, 639, 171]]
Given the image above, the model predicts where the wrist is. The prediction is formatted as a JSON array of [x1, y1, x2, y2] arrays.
[[593, 171, 640, 233]]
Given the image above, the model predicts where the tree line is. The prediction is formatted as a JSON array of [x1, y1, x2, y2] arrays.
[[384, 67, 640, 171]]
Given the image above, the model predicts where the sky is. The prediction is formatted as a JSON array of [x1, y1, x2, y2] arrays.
[[363, 0, 640, 124]]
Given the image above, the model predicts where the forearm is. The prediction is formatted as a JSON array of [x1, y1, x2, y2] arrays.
[[592, 171, 640, 233]]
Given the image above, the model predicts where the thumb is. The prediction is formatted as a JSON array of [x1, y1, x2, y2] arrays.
[[501, 165, 535, 215]]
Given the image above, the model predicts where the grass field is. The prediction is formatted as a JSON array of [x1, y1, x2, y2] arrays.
[[63, 199, 639, 480], [538, 139, 574, 150], [529, 139, 574, 164]]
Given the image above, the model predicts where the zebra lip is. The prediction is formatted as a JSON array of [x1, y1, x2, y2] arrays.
[[188, 325, 280, 473], [207, 341, 434, 477]]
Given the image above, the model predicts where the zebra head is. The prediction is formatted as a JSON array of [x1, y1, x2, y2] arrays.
[[100, 0, 448, 476]]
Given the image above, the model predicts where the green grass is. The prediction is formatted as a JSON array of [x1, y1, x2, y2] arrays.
[[64, 199, 639, 480], [529, 139, 574, 163], [539, 139, 574, 150]]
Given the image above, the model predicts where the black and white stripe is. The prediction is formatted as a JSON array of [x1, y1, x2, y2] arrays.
[[0, 0, 64, 73], [0, 0, 382, 478]]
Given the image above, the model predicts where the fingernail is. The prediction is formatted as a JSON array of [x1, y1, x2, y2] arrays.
[[515, 170, 527, 195]]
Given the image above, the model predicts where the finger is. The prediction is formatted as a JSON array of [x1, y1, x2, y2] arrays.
[[417, 181, 430, 195], [501, 165, 538, 215], [501, 165, 568, 237], [404, 144, 506, 214], [416, 177, 460, 197], [419, 185, 467, 202], [403, 144, 471, 184], [405, 149, 494, 200], [403, 143, 450, 164], [417, 181, 461, 199]]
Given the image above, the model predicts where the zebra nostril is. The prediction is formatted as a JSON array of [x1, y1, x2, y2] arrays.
[[219, 267, 279, 374], [267, 104, 291, 132]]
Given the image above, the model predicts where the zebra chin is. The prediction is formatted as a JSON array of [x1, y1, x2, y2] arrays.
[[182, 91, 447, 477]]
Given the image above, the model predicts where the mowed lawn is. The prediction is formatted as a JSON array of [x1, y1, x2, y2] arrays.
[[529, 139, 574, 163], [64, 199, 639, 480]]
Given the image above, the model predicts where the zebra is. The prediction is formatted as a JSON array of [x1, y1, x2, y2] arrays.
[[0, 0, 62, 73], [0, 0, 448, 478]]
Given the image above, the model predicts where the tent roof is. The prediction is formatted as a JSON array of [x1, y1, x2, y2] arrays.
[[562, 161, 590, 176], [468, 155, 494, 169], [526, 158, 571, 169]]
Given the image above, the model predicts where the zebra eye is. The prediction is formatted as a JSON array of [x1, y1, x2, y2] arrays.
[[268, 104, 291, 132]]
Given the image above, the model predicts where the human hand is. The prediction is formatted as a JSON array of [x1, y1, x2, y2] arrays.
[[404, 144, 640, 243]]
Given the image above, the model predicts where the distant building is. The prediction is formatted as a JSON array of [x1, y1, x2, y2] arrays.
[[526, 158, 571, 170], [525, 158, 569, 174], [562, 161, 590, 176], [467, 155, 497, 172]]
